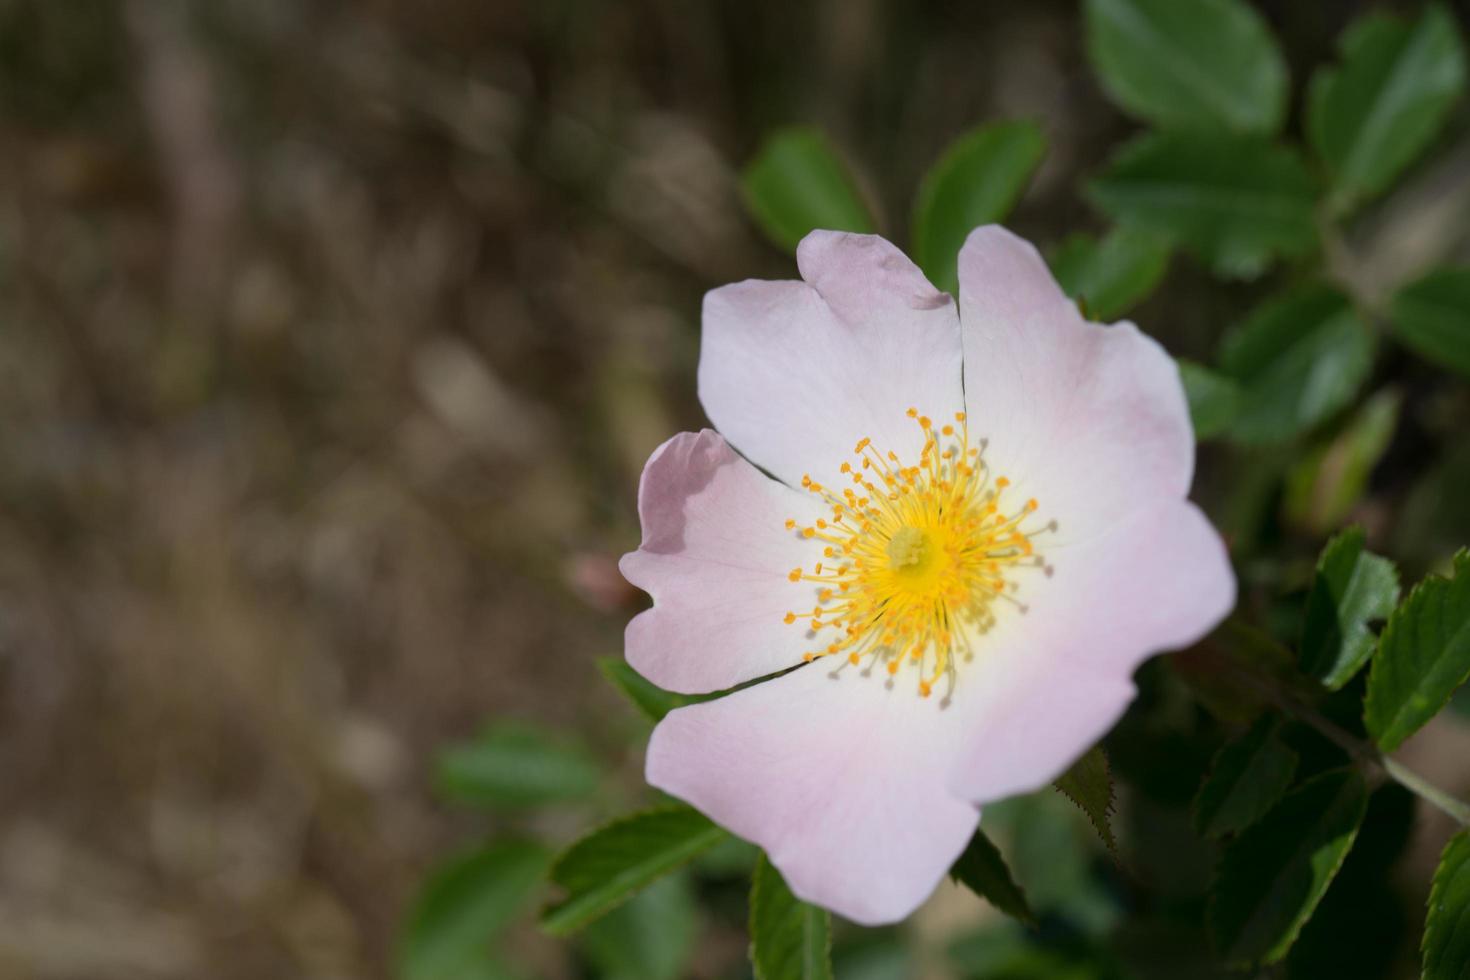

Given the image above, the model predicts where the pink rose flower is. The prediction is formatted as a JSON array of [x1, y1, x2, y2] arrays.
[[620, 226, 1236, 924]]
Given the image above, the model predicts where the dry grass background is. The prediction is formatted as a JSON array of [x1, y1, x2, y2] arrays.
[[1, 2, 1468, 978]]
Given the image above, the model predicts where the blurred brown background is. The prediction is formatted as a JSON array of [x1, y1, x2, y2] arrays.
[[2, 2, 1469, 978]]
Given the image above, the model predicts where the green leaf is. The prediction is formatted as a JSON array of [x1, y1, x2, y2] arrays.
[[1390, 266, 1470, 380], [1049, 227, 1171, 321], [1423, 829, 1470, 980], [1192, 716, 1299, 839], [579, 873, 698, 980], [1054, 747, 1116, 853], [1084, 0, 1288, 135], [1208, 768, 1368, 966], [1365, 551, 1470, 751], [541, 806, 727, 936], [1299, 527, 1401, 690], [911, 120, 1045, 294], [750, 852, 833, 980], [597, 657, 704, 723], [434, 723, 599, 809], [1308, 4, 1467, 216], [1285, 390, 1402, 536], [1088, 132, 1318, 279], [1178, 360, 1242, 441], [1218, 285, 1373, 445], [950, 828, 1036, 926], [741, 127, 877, 254], [400, 840, 552, 980]]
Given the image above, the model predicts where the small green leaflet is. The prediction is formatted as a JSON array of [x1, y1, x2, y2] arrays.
[[741, 127, 877, 254], [541, 805, 727, 936], [1050, 226, 1170, 321], [1298, 526, 1400, 690], [1218, 284, 1373, 446], [1209, 768, 1368, 966], [597, 657, 709, 723], [1192, 716, 1299, 839], [1391, 266, 1470, 380], [434, 722, 599, 809], [1177, 360, 1242, 441], [1088, 132, 1317, 280], [399, 840, 552, 980], [1365, 551, 1470, 752], [1422, 829, 1470, 980], [1083, 0, 1288, 135], [578, 873, 698, 980], [1308, 4, 1468, 216], [949, 827, 1036, 926], [1054, 746, 1116, 853], [911, 120, 1045, 294], [750, 853, 833, 980], [1284, 390, 1401, 536]]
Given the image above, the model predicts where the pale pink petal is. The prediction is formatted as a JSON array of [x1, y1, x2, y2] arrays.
[[948, 497, 1235, 803], [620, 430, 830, 694], [646, 662, 979, 925], [957, 226, 1194, 545], [699, 231, 963, 490]]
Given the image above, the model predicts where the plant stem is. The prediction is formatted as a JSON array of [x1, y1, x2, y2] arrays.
[[1226, 661, 1470, 826]]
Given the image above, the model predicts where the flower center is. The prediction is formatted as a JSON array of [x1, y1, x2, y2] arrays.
[[782, 409, 1054, 703]]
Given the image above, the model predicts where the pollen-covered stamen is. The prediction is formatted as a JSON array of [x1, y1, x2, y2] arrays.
[[783, 409, 1053, 701]]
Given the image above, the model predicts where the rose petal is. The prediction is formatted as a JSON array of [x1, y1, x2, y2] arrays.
[[699, 231, 963, 490], [620, 430, 830, 694], [949, 497, 1235, 803], [646, 661, 979, 925], [957, 226, 1194, 545]]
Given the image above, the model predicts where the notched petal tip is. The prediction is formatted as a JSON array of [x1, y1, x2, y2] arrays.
[[797, 230, 953, 316]]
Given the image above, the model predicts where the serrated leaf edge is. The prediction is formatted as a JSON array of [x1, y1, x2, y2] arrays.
[[1365, 550, 1470, 750], [540, 804, 727, 936]]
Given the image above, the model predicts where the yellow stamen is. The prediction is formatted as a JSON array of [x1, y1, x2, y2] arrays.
[[780, 408, 1050, 699]]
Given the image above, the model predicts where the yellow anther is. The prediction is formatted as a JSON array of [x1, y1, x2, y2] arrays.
[[785, 519, 796, 530], [779, 407, 1046, 699]]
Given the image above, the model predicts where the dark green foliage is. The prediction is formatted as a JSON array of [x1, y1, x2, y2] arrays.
[[1366, 552, 1470, 751], [1308, 4, 1467, 215], [1208, 769, 1368, 966], [1084, 0, 1287, 135], [1390, 267, 1470, 380], [434, 722, 599, 808], [912, 120, 1045, 294], [742, 127, 877, 252], [1423, 829, 1470, 980], [749, 853, 833, 980], [1192, 716, 1299, 840], [1088, 133, 1317, 279], [400, 841, 552, 980], [1055, 747, 1117, 853], [541, 806, 727, 936], [1299, 528, 1400, 690], [1218, 285, 1373, 445], [1049, 227, 1170, 321], [950, 828, 1036, 926]]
